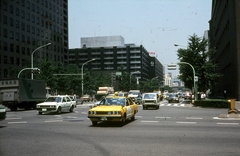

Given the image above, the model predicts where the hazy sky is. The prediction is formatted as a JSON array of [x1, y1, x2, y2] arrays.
[[68, 0, 211, 76]]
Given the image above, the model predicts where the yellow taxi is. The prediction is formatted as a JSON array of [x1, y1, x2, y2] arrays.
[[88, 92, 138, 126]]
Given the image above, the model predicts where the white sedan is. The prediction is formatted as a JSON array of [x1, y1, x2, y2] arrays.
[[36, 95, 75, 115]]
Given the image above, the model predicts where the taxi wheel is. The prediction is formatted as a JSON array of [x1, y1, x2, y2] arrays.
[[92, 121, 98, 126], [121, 116, 126, 126], [131, 115, 135, 121]]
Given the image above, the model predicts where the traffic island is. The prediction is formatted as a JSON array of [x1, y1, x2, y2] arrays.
[[218, 114, 240, 118]]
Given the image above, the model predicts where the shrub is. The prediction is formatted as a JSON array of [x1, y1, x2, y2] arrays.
[[193, 99, 229, 108]]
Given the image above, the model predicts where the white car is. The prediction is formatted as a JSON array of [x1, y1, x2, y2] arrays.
[[36, 95, 75, 115]]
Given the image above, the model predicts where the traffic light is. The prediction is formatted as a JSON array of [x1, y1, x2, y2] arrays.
[[32, 68, 40, 74]]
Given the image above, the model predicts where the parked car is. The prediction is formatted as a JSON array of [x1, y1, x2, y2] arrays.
[[0, 105, 7, 121], [168, 94, 180, 103], [88, 93, 138, 126], [142, 93, 160, 109], [36, 95, 75, 115], [69, 95, 83, 106]]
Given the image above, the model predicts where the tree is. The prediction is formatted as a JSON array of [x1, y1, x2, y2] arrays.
[[177, 34, 221, 92]]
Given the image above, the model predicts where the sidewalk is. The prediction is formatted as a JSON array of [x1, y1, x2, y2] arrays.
[[234, 101, 240, 111]]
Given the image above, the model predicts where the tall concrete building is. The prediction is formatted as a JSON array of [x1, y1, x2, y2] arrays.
[[0, 0, 68, 79], [209, 0, 240, 100]]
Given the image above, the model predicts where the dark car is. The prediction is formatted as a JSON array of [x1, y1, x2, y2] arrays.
[[168, 94, 179, 103], [0, 105, 7, 121]]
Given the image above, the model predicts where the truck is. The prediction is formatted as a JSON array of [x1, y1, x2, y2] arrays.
[[0, 78, 47, 111], [95, 87, 114, 101]]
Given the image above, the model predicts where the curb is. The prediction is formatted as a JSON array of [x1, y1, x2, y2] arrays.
[[218, 114, 240, 118]]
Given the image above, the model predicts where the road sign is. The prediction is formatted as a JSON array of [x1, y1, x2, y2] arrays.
[[167, 64, 177, 70]]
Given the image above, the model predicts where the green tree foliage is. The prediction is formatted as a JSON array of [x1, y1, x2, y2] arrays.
[[177, 34, 221, 92]]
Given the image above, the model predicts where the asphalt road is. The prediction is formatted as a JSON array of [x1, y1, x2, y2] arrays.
[[1, 100, 240, 156]]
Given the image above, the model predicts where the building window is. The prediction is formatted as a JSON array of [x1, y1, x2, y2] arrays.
[[22, 47, 25, 55], [3, 29, 7, 37], [32, 26, 35, 34], [27, 25, 30, 32], [10, 31, 14, 39], [21, 22, 25, 30], [10, 5, 14, 14], [16, 58, 20, 65], [10, 57, 14, 64], [32, 4, 35, 11], [27, 13, 30, 21], [3, 2, 7, 11], [10, 44, 14, 52], [16, 33, 19, 41], [21, 10, 25, 18], [3, 16, 7, 24], [10, 18, 14, 26], [16, 20, 19, 28], [27, 36, 30, 44], [4, 56, 8, 64], [4, 42, 7, 51], [21, 35, 25, 42], [16, 8, 19, 16], [32, 15, 35, 23]]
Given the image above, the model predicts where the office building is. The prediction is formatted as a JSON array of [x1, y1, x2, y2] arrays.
[[209, 0, 240, 100], [69, 36, 164, 83], [0, 0, 68, 79]]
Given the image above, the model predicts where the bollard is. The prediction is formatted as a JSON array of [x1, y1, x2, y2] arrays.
[[228, 99, 238, 114]]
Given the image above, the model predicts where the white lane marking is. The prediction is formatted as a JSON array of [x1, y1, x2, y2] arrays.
[[160, 104, 165, 106], [176, 122, 197, 124], [186, 117, 203, 120], [155, 116, 171, 119], [6, 117, 22, 120], [45, 120, 63, 123], [173, 104, 178, 107], [141, 120, 159, 123], [180, 104, 185, 107], [67, 116, 78, 119], [81, 112, 87, 114], [217, 123, 239, 125], [167, 104, 171, 106], [8, 121, 27, 124], [213, 117, 240, 120], [135, 116, 142, 118]]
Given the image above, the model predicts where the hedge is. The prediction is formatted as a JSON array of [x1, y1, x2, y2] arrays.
[[193, 99, 230, 108]]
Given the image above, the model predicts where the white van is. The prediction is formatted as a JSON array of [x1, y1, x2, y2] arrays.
[[142, 93, 160, 110]]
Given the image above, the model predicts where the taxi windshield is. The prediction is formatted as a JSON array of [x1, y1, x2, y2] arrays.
[[100, 98, 125, 106]]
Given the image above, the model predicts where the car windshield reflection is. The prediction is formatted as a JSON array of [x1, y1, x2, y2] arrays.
[[99, 98, 125, 106]]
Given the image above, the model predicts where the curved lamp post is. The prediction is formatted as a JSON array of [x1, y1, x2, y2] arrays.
[[31, 43, 51, 79], [130, 71, 140, 84], [81, 59, 95, 96]]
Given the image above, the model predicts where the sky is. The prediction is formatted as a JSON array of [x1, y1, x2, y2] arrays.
[[68, 0, 212, 76]]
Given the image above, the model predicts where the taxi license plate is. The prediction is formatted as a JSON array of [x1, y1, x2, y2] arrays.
[[42, 108, 47, 111], [101, 117, 107, 121]]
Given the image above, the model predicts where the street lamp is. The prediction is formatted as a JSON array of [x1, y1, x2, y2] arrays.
[[130, 71, 140, 84], [168, 62, 197, 101], [151, 76, 158, 81], [31, 43, 51, 79], [81, 58, 95, 96]]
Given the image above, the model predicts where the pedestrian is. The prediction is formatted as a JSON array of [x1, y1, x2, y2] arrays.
[[223, 90, 227, 99]]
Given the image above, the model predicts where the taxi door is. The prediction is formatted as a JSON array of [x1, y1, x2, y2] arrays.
[[126, 99, 132, 118]]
